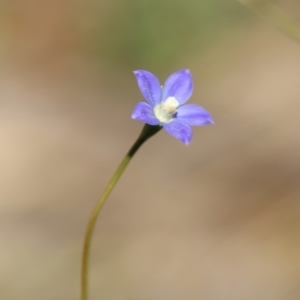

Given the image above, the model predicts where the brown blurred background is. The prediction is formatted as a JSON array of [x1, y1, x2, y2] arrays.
[[1, 1, 300, 299]]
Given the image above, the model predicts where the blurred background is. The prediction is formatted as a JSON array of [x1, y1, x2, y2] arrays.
[[1, 0, 300, 299]]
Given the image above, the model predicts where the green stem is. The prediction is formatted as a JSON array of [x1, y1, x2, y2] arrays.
[[81, 124, 161, 300]]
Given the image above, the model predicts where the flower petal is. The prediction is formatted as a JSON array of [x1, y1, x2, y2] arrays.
[[162, 69, 193, 105], [176, 104, 214, 126], [163, 120, 192, 146], [134, 70, 161, 107], [131, 102, 160, 125]]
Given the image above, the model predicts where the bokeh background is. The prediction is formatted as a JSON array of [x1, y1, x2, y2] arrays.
[[1, 1, 300, 299]]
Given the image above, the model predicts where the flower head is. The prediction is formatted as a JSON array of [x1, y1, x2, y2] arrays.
[[131, 69, 213, 145]]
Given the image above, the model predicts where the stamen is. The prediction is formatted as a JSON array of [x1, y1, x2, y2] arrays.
[[154, 97, 179, 123]]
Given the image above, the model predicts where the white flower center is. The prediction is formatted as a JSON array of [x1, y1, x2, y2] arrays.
[[154, 97, 179, 123]]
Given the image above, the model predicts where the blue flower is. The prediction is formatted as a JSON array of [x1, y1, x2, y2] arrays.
[[131, 69, 213, 145]]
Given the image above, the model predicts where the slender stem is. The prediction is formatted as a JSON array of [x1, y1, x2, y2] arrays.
[[81, 124, 161, 300]]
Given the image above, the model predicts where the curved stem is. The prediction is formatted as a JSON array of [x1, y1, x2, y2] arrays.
[[81, 124, 161, 300]]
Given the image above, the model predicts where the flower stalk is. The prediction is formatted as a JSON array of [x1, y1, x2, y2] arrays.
[[81, 124, 161, 300], [81, 69, 213, 300]]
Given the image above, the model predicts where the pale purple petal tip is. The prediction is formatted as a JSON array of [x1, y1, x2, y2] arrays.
[[176, 104, 214, 126], [162, 69, 193, 105], [131, 102, 160, 125], [134, 70, 161, 107], [163, 120, 192, 146]]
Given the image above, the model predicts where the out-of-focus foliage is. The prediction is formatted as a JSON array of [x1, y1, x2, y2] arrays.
[[238, 0, 300, 45], [80, 0, 246, 71], [2, 1, 300, 300]]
